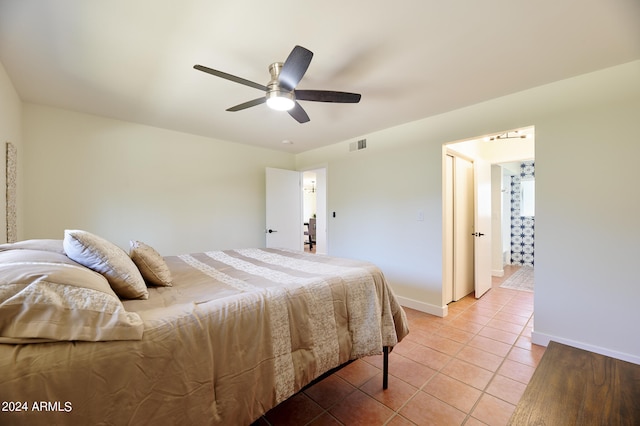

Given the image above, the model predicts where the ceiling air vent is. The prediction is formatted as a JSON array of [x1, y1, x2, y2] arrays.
[[349, 139, 367, 152]]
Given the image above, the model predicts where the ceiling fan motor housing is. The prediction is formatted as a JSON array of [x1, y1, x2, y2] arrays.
[[266, 62, 295, 110]]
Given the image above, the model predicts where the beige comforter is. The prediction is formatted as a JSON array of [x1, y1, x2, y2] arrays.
[[0, 248, 408, 425]]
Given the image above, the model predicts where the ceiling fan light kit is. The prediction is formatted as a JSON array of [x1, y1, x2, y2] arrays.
[[194, 45, 361, 123], [266, 88, 295, 111], [266, 61, 295, 111]]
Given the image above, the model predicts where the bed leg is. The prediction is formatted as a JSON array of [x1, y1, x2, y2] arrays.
[[383, 346, 389, 390]]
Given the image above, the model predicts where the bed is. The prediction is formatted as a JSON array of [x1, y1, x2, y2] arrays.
[[0, 230, 408, 425]]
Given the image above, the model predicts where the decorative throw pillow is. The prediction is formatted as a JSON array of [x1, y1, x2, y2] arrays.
[[63, 230, 148, 300], [129, 240, 173, 287], [0, 248, 144, 343]]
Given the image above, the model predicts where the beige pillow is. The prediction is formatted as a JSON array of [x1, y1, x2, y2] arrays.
[[0, 249, 143, 342], [63, 230, 148, 300], [130, 240, 172, 287]]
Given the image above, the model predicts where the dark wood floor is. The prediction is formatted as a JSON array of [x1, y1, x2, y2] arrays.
[[509, 341, 640, 425]]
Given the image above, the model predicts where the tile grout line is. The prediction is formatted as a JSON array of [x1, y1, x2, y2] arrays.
[[385, 289, 526, 424], [387, 269, 537, 424], [460, 291, 535, 424], [394, 286, 535, 424]]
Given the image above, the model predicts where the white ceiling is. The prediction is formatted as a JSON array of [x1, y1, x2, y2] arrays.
[[1, 1, 639, 154]]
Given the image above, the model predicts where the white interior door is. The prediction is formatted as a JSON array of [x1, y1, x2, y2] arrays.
[[265, 168, 302, 250], [474, 158, 492, 298], [444, 154, 475, 302], [454, 156, 475, 300]]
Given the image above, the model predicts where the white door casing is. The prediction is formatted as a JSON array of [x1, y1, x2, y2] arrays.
[[313, 168, 327, 254], [265, 168, 303, 251], [443, 155, 454, 304]]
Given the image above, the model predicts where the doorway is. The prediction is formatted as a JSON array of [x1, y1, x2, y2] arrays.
[[442, 127, 535, 306], [302, 171, 317, 253], [302, 167, 327, 254], [265, 167, 327, 254], [500, 161, 535, 267]]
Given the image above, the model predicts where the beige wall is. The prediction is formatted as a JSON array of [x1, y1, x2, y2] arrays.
[[297, 61, 640, 363], [21, 104, 295, 255]]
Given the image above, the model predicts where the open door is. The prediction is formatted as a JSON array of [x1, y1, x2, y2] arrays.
[[265, 168, 303, 250], [474, 158, 492, 298]]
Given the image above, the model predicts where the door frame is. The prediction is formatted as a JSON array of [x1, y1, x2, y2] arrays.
[[266, 165, 328, 253], [300, 165, 328, 254], [442, 126, 536, 310], [443, 149, 478, 305]]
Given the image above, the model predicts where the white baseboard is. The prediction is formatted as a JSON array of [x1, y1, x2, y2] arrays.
[[396, 296, 447, 317], [532, 331, 640, 366], [492, 269, 504, 277]]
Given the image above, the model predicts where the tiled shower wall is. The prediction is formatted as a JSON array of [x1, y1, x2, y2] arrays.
[[510, 161, 535, 266]]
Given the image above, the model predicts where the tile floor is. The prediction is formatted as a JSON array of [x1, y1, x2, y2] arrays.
[[254, 266, 545, 425]]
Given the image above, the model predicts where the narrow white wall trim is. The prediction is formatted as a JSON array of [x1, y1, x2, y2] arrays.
[[492, 269, 504, 277], [532, 331, 640, 366], [396, 295, 447, 317]]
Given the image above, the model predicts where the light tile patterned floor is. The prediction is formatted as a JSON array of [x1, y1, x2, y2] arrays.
[[254, 266, 544, 425]]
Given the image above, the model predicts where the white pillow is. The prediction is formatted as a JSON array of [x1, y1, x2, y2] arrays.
[[130, 240, 172, 287], [63, 230, 148, 300], [0, 249, 143, 343]]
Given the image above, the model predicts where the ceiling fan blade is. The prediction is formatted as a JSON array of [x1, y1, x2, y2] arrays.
[[279, 46, 313, 91], [295, 90, 361, 103], [194, 65, 268, 92], [288, 102, 310, 123], [226, 97, 266, 112]]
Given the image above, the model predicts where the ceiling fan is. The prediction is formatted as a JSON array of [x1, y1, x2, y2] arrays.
[[194, 45, 361, 123]]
